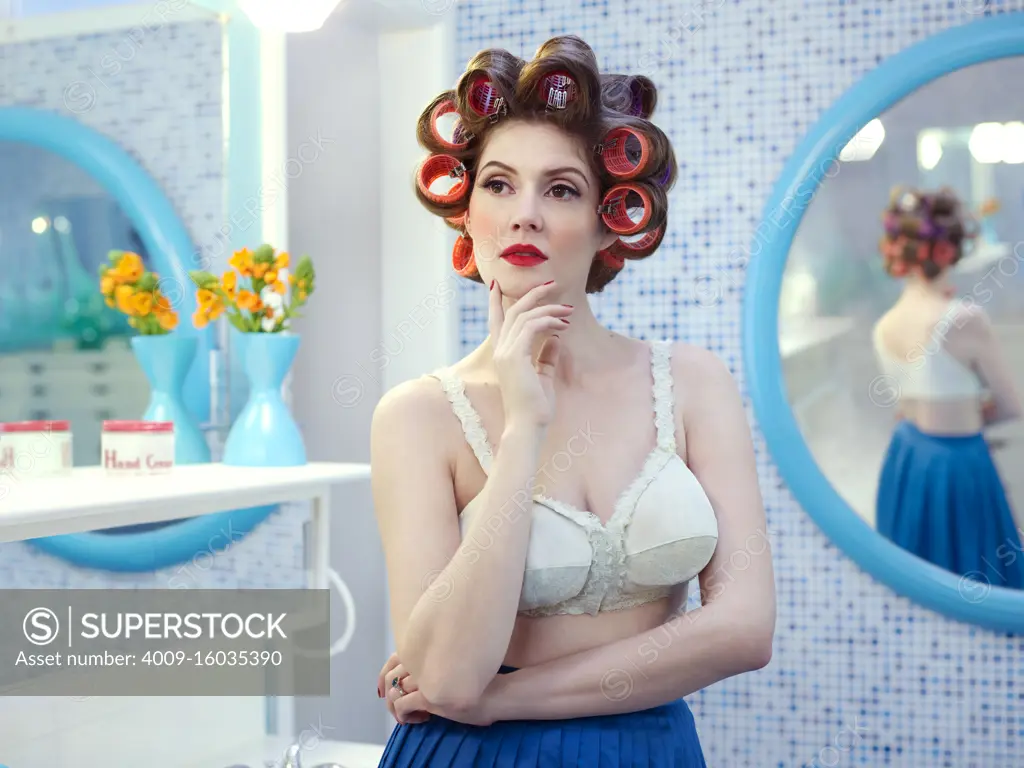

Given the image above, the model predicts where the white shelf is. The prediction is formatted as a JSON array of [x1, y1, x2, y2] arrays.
[[191, 736, 387, 768], [0, 462, 370, 543]]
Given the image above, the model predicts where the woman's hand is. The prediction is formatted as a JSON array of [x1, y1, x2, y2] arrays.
[[377, 652, 502, 727], [488, 280, 572, 430]]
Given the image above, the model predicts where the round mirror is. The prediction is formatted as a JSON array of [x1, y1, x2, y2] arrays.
[[0, 107, 276, 572], [744, 14, 1024, 632]]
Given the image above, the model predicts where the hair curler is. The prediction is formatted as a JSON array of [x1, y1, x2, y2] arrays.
[[598, 126, 653, 179], [417, 154, 471, 206], [452, 234, 476, 277], [539, 71, 578, 110], [430, 98, 472, 152], [610, 225, 665, 259], [467, 75, 508, 122], [598, 184, 653, 236]]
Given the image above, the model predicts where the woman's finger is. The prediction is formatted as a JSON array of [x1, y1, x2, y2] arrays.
[[377, 652, 399, 697], [508, 316, 572, 358], [496, 280, 559, 341], [501, 303, 572, 348], [394, 691, 432, 724], [487, 278, 504, 342]]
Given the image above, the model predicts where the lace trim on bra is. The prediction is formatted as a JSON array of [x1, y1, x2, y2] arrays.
[[431, 368, 494, 473]]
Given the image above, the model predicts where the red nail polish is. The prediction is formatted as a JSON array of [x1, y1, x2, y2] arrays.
[[560, 318, 570, 324], [562, 304, 573, 308], [489, 280, 495, 290], [543, 280, 554, 285]]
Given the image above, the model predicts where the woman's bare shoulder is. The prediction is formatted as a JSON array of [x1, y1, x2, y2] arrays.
[[371, 373, 457, 443]]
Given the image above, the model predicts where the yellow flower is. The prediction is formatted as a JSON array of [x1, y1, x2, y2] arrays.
[[221, 271, 237, 299], [155, 295, 172, 315], [100, 275, 115, 296], [157, 310, 179, 331], [236, 290, 262, 313], [274, 252, 290, 270], [251, 263, 269, 280], [273, 280, 287, 295], [229, 248, 253, 276], [265, 269, 278, 284], [197, 289, 219, 309], [131, 292, 154, 317], [115, 252, 144, 283], [115, 284, 135, 314]]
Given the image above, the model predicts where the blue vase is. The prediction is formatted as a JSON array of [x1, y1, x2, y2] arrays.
[[223, 332, 306, 466], [130, 334, 211, 464]]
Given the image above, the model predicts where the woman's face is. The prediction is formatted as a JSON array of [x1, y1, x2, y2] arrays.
[[465, 120, 617, 298]]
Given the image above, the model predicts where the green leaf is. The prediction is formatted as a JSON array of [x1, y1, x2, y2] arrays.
[[189, 271, 219, 290], [253, 243, 275, 262], [227, 313, 249, 333]]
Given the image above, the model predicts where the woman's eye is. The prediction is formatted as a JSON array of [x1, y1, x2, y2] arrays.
[[483, 179, 508, 193], [550, 184, 581, 199]]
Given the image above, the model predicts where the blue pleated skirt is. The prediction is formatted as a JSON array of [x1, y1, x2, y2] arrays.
[[378, 666, 706, 767], [876, 420, 1024, 589]]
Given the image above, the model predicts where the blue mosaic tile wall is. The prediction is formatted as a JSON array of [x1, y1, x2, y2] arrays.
[[0, 20, 306, 590], [455, 1, 1023, 765]]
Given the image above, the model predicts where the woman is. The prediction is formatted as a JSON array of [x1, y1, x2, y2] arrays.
[[873, 186, 1024, 589], [369, 35, 775, 767]]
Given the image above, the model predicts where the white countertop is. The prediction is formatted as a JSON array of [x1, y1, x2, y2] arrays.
[[0, 462, 371, 543], [192, 736, 386, 768]]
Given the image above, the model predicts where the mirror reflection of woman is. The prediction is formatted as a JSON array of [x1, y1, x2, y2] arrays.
[[872, 186, 1024, 589], [369, 35, 775, 768]]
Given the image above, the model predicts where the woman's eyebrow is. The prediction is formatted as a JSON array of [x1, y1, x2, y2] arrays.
[[478, 160, 589, 189]]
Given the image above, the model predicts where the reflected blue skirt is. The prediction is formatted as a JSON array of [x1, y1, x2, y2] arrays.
[[378, 666, 706, 767], [877, 420, 1024, 589]]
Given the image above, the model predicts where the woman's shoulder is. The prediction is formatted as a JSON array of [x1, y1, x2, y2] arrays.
[[371, 372, 461, 443], [663, 341, 743, 413]]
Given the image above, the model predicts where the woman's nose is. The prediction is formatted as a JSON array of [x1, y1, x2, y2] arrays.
[[509, 196, 543, 232]]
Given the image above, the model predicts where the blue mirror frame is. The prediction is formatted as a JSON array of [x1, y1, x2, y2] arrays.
[[742, 13, 1024, 633], [1, 106, 276, 572]]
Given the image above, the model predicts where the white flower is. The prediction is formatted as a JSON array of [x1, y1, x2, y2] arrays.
[[260, 285, 286, 332]]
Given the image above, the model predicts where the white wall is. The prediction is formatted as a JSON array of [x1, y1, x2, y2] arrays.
[[286, 4, 458, 745]]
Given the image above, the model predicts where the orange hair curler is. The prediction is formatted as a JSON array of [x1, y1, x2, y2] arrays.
[[452, 234, 476, 276], [467, 75, 507, 121], [598, 184, 653, 236], [598, 248, 625, 270], [539, 71, 578, 110], [430, 98, 471, 152], [599, 127, 652, 179], [446, 211, 467, 228], [417, 154, 471, 206]]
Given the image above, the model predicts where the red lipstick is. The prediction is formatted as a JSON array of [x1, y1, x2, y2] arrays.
[[500, 244, 548, 267]]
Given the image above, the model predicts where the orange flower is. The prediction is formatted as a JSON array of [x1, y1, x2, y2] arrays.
[[221, 271, 237, 298], [197, 289, 220, 309], [115, 285, 135, 314], [229, 248, 253, 276], [236, 290, 262, 313], [251, 262, 269, 280], [192, 302, 224, 329], [272, 280, 287, 294], [115, 252, 144, 282], [157, 310, 179, 331], [265, 269, 278, 284], [100, 275, 115, 295], [155, 295, 172, 315], [274, 252, 289, 270], [131, 292, 154, 317]]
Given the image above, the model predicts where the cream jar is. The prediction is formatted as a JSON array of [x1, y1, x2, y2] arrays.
[[101, 421, 175, 475], [0, 420, 73, 478]]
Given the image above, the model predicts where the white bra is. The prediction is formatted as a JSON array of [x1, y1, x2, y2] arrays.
[[872, 308, 983, 401], [430, 340, 719, 617]]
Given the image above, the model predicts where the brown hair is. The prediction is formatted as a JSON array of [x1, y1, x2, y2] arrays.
[[413, 35, 677, 293], [878, 186, 981, 279]]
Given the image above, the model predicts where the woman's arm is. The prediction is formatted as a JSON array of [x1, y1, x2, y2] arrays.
[[371, 378, 543, 709], [946, 307, 1022, 426], [480, 346, 777, 720]]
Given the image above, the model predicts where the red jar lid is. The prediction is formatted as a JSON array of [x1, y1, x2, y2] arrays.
[[0, 420, 71, 432], [102, 420, 174, 433]]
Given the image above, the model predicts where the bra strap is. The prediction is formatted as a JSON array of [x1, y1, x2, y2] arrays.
[[650, 340, 678, 453], [430, 367, 494, 474]]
